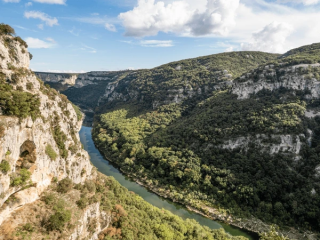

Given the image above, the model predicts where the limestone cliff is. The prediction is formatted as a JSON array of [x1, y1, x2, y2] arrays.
[[0, 32, 108, 239]]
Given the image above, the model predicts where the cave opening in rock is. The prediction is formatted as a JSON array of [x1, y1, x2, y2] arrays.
[[18, 140, 37, 169]]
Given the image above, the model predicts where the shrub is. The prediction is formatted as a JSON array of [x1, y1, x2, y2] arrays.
[[14, 36, 28, 48], [85, 180, 96, 193], [0, 160, 10, 174], [0, 24, 15, 36], [26, 82, 33, 90], [10, 168, 31, 187], [0, 124, 5, 138], [57, 178, 73, 193], [71, 103, 83, 121], [76, 197, 88, 209], [42, 192, 56, 206], [29, 53, 33, 60], [46, 199, 71, 232], [45, 144, 58, 161]]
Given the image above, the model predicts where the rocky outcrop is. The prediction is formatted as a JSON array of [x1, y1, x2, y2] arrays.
[[212, 134, 304, 156], [69, 202, 111, 240], [35, 72, 78, 86], [232, 64, 320, 99], [0, 34, 99, 236]]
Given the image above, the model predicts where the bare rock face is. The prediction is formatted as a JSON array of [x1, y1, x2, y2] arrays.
[[232, 64, 320, 99], [0, 35, 94, 229], [35, 72, 78, 86]]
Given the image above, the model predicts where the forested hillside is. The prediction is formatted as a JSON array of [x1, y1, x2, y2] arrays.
[[92, 43, 320, 239]]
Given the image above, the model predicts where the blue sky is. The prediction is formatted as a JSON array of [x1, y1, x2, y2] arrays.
[[1, 0, 320, 72]]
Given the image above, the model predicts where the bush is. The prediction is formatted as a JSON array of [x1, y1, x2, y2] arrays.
[[14, 36, 28, 48], [0, 160, 10, 174], [0, 124, 5, 138], [26, 82, 33, 90], [85, 180, 96, 193], [57, 178, 73, 193], [45, 144, 58, 161], [46, 199, 71, 232], [10, 168, 31, 187], [42, 192, 56, 205], [76, 197, 88, 209], [71, 103, 83, 121], [0, 24, 15, 36]]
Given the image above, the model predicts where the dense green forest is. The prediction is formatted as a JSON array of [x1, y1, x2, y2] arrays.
[[92, 43, 320, 237]]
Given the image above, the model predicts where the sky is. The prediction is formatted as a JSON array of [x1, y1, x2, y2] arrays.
[[1, 0, 320, 73]]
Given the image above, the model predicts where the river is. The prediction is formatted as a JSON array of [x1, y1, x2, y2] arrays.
[[80, 126, 259, 240]]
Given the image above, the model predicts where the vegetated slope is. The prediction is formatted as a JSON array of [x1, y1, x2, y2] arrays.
[[97, 51, 278, 113], [93, 43, 320, 239], [0, 24, 246, 240]]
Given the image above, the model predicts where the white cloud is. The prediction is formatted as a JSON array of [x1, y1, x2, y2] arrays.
[[25, 37, 56, 48], [25, 11, 58, 27], [277, 0, 320, 5], [45, 37, 56, 43], [121, 39, 174, 47], [91, 13, 99, 16], [118, 0, 239, 37], [188, 0, 239, 36], [105, 23, 117, 32], [119, 0, 192, 37], [25, 2, 32, 6], [32, 0, 66, 4], [2, 0, 20, 2], [80, 44, 96, 53], [225, 46, 234, 52], [69, 27, 81, 36], [140, 40, 173, 47], [38, 24, 44, 30], [241, 22, 294, 53]]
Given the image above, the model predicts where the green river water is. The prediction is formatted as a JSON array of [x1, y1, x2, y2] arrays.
[[80, 126, 259, 240]]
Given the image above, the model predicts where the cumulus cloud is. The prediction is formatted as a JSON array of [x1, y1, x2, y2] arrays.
[[32, 0, 66, 4], [119, 0, 191, 37], [105, 23, 117, 32], [25, 11, 58, 27], [188, 0, 239, 36], [118, 0, 239, 37], [241, 22, 294, 53], [277, 0, 320, 5], [25, 37, 56, 48], [140, 40, 173, 47]]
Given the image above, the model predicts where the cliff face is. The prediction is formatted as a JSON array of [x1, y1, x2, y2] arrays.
[[0, 34, 110, 239], [232, 63, 320, 99], [34, 72, 78, 86]]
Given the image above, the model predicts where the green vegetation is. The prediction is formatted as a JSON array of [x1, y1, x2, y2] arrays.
[[0, 76, 40, 120], [0, 23, 15, 36], [10, 168, 31, 187], [71, 103, 83, 121], [0, 124, 5, 138], [46, 198, 71, 232], [0, 160, 10, 174], [259, 226, 289, 240], [91, 44, 320, 235], [45, 144, 58, 161], [57, 178, 73, 193]]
